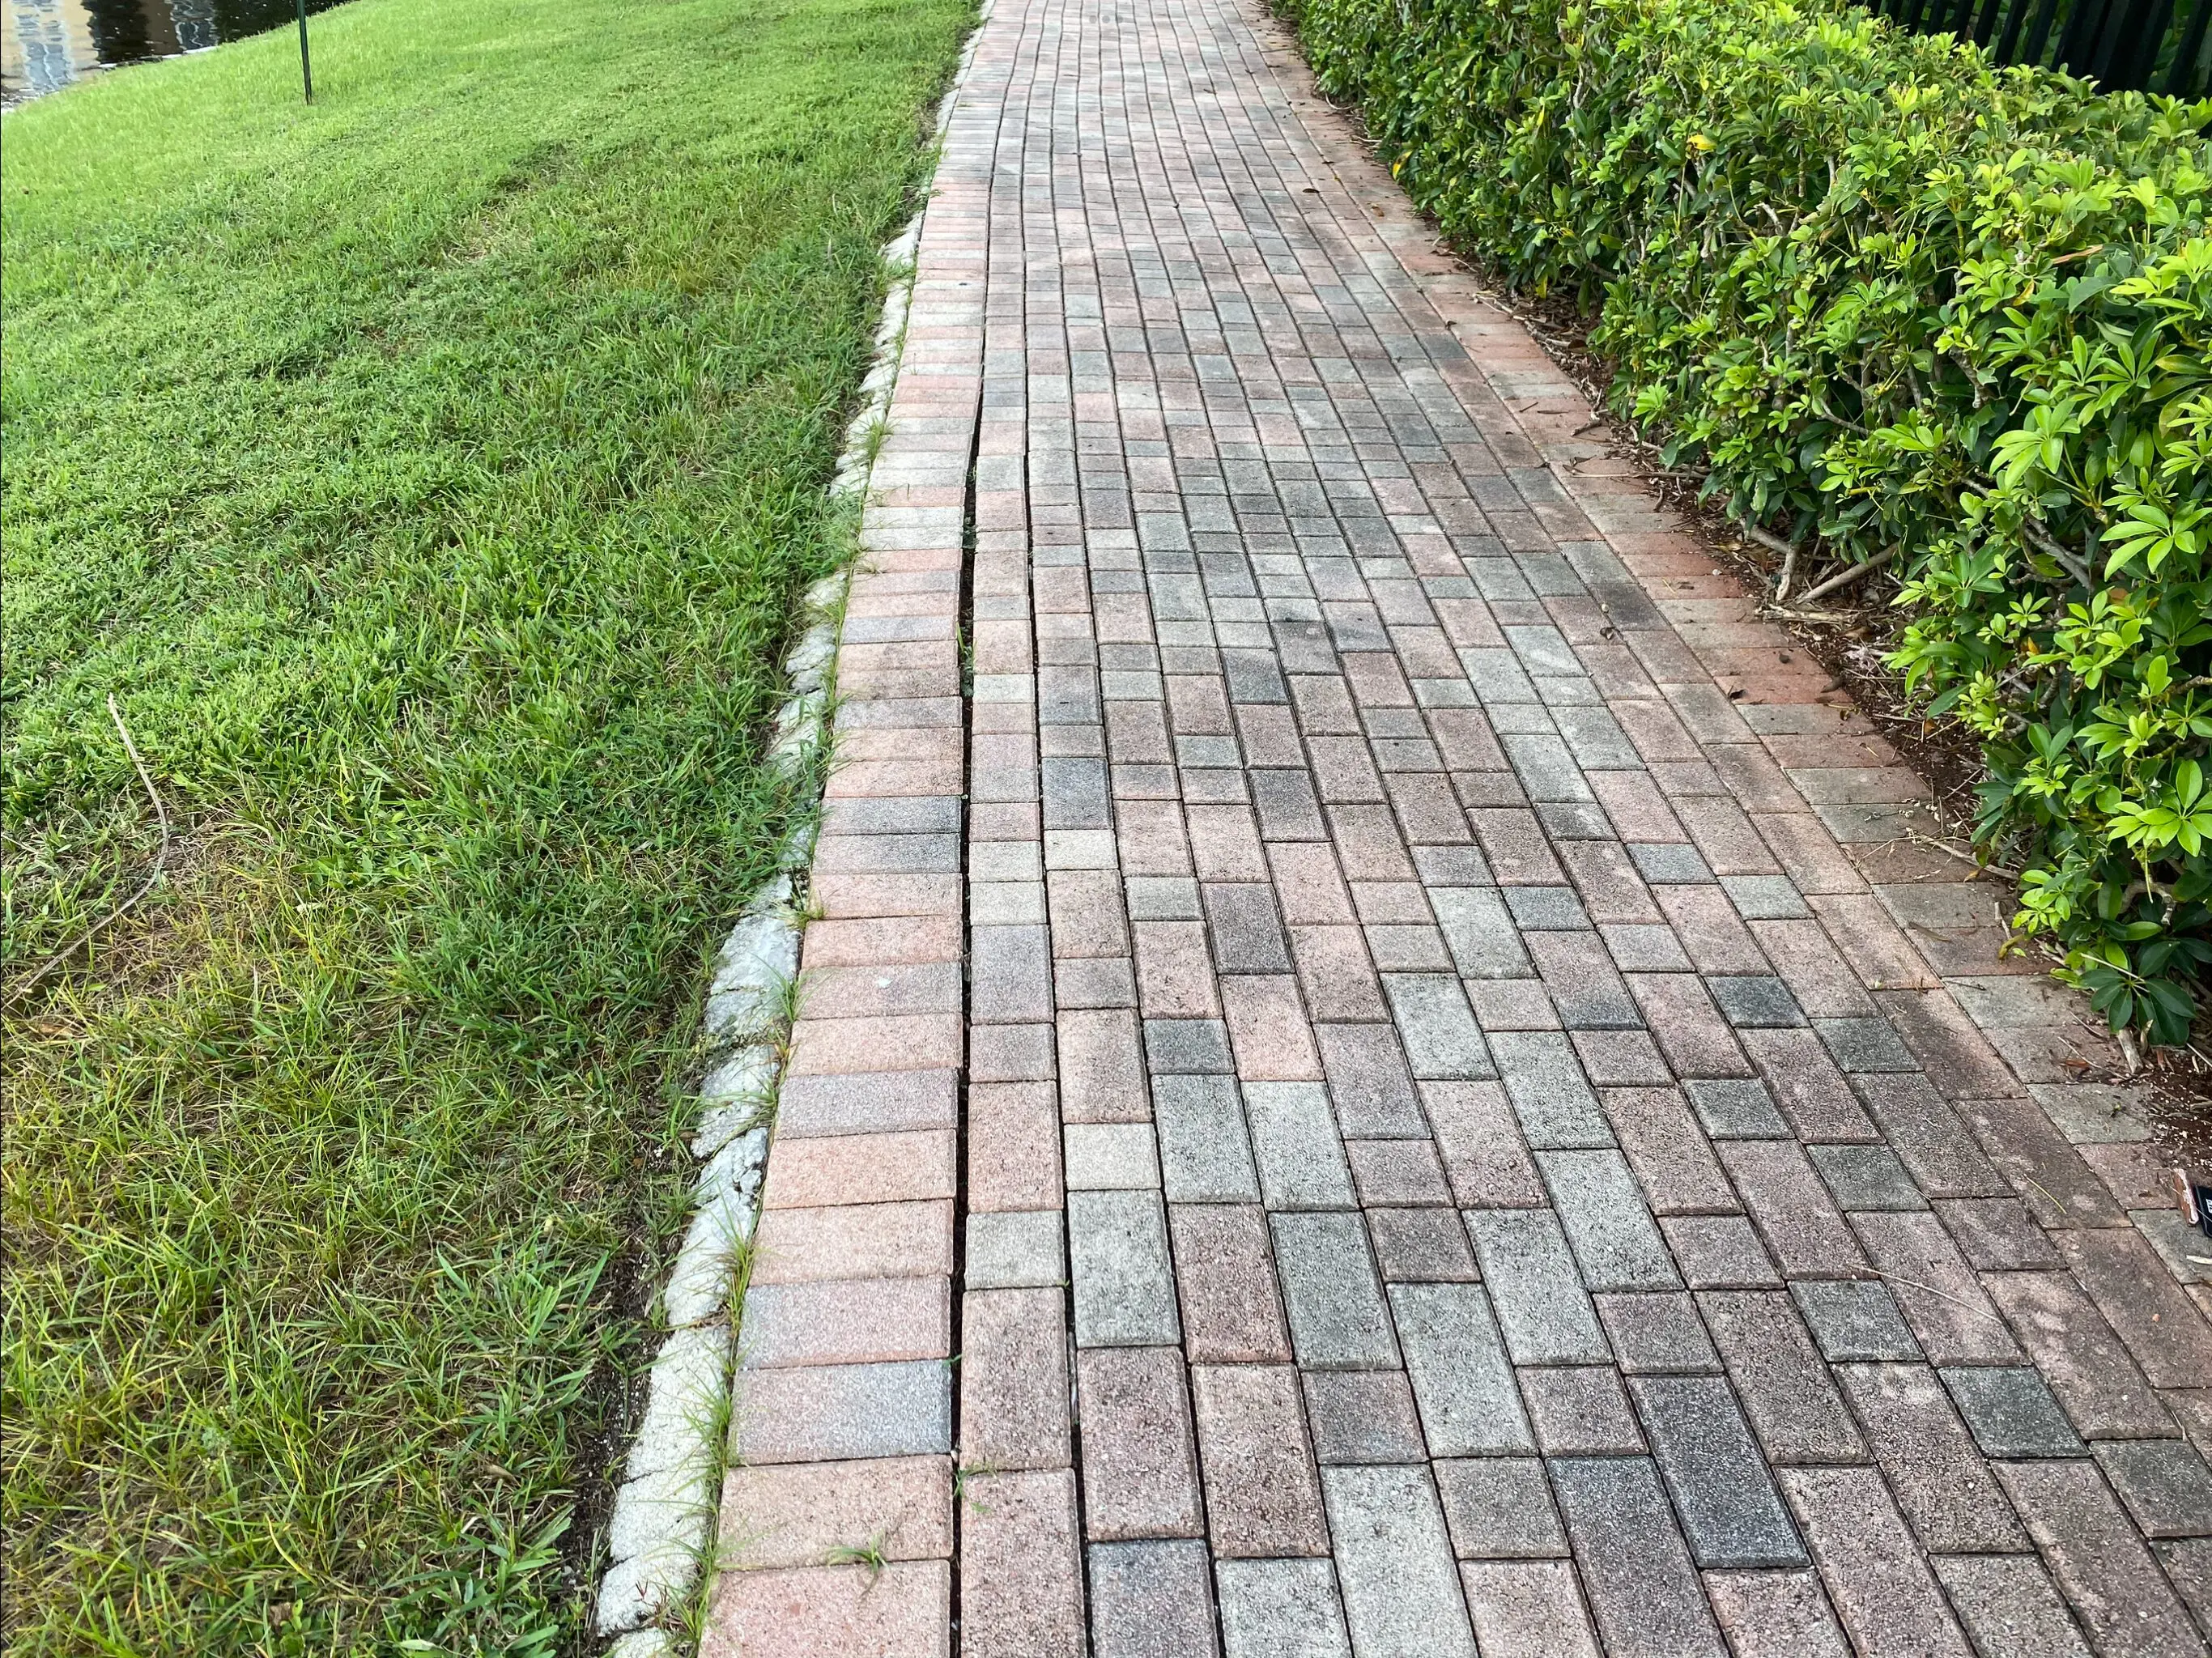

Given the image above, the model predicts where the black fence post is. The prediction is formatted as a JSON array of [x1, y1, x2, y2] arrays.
[[296, 0, 313, 103]]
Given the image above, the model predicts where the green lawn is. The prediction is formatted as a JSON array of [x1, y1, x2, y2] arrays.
[[0, 0, 965, 1646]]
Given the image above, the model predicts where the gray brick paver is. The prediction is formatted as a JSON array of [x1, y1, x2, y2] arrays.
[[1466, 1207, 1611, 1365], [1551, 1456, 1728, 1656], [734, 0, 2212, 1647], [1321, 1465, 1480, 1658]]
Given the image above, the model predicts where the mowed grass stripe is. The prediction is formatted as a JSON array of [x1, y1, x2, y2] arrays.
[[0, 0, 968, 1647]]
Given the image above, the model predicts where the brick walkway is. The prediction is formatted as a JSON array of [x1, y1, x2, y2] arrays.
[[700, 0, 2212, 1649]]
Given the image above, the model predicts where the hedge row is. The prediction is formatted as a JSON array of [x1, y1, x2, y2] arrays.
[[1290, 0, 2212, 1039]]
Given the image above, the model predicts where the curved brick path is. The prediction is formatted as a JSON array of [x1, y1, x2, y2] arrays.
[[700, 0, 2212, 1649]]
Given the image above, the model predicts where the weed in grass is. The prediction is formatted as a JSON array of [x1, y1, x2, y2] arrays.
[[0, 0, 968, 1647]]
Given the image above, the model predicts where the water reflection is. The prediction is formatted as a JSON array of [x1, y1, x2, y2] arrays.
[[2, 0, 343, 104]]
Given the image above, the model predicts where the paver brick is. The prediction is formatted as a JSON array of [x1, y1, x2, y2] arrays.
[[739, 1277, 950, 1369], [1929, 1556, 2092, 1658], [1153, 1074, 1261, 1202], [1661, 1214, 1782, 1289], [1813, 1014, 1916, 1070], [969, 1083, 1063, 1211], [1214, 1558, 1354, 1658], [1459, 1562, 1601, 1657], [1434, 1456, 1570, 1559], [730, 1358, 951, 1465], [1807, 1143, 1926, 1213], [1740, 1027, 1881, 1141], [1540, 1148, 1682, 1290], [776, 1066, 958, 1139], [1303, 1368, 1429, 1465], [703, 1562, 951, 1658], [1321, 1465, 1481, 1658], [1791, 1279, 1921, 1363], [1313, 1022, 1427, 1135], [960, 1286, 1070, 1473], [1088, 1540, 1223, 1658], [1600, 1086, 1739, 1214], [1142, 1017, 1235, 1076], [1423, 1080, 1548, 1206], [1189, 1363, 1331, 1557], [1381, 973, 1494, 1079], [1941, 1365, 2087, 1458], [1995, 1459, 2207, 1658], [1076, 1347, 1205, 1541], [1595, 1290, 1723, 1375], [1064, 1123, 1160, 1190], [1550, 1456, 1727, 1657], [1700, 1290, 1869, 1465], [720, 1456, 952, 1571], [1068, 1189, 1181, 1347], [1716, 1139, 1867, 1278], [1520, 1364, 1645, 1456], [1465, 1208, 1611, 1365], [1365, 1203, 1480, 1282], [1779, 1468, 1972, 1658], [959, 1471, 1086, 1658], [2094, 1439, 2212, 1539], [1343, 1139, 1451, 1207], [1169, 1204, 1292, 1363], [750, 1200, 954, 1286], [1631, 1375, 1805, 1567], [964, 1209, 1064, 1290], [1488, 1030, 1614, 1149], [1223, 975, 1325, 1080], [1272, 1210, 1401, 1369], [1682, 1076, 1790, 1140], [1244, 1082, 1358, 1209], [1572, 1027, 1674, 1084]]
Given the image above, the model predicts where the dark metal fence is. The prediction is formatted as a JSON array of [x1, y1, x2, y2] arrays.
[[1868, 0, 2211, 96]]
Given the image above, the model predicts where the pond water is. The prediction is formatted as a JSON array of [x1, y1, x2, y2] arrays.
[[2, 0, 346, 104]]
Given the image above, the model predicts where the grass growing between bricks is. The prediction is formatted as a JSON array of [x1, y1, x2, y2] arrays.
[[0, 0, 968, 1646]]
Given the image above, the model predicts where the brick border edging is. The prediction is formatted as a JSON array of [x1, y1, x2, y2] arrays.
[[588, 59, 965, 1649], [676, 10, 999, 1655]]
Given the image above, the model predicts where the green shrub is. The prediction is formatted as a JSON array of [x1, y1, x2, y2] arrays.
[[1292, 0, 2212, 1040]]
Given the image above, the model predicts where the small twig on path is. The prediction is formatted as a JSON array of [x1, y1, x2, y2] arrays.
[[1762, 606, 1865, 626], [7, 695, 172, 1007], [1743, 525, 1800, 602], [2018, 1173, 2072, 1218], [1796, 546, 1899, 606], [1861, 1266, 2006, 1324], [1904, 830, 2021, 881]]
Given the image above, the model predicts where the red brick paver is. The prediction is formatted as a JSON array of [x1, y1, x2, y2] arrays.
[[708, 0, 2212, 1648]]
